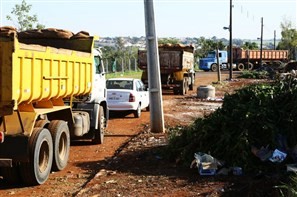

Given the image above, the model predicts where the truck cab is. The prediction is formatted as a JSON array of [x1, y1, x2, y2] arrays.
[[199, 50, 228, 72]]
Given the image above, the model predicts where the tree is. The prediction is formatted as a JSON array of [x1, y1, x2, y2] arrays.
[[194, 37, 226, 59], [6, 0, 45, 31], [278, 19, 297, 59], [242, 42, 259, 50], [101, 38, 138, 72]]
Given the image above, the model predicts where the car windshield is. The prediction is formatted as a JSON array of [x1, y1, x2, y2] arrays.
[[106, 80, 133, 90]]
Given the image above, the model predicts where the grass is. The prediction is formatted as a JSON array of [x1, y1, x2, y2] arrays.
[[106, 71, 142, 79]]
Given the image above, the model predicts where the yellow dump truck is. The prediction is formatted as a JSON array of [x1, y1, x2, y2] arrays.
[[0, 27, 108, 185], [138, 44, 195, 95]]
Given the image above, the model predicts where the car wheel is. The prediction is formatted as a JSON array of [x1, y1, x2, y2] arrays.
[[134, 104, 141, 118]]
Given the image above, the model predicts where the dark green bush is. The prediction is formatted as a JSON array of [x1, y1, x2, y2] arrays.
[[166, 75, 297, 172]]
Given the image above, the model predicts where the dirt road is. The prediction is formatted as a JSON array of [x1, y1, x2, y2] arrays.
[[0, 71, 232, 196]]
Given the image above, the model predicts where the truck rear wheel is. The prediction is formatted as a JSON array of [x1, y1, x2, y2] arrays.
[[247, 62, 254, 70], [35, 119, 49, 128], [189, 74, 195, 90], [93, 106, 105, 144], [237, 63, 245, 71], [20, 128, 53, 185], [48, 120, 70, 171], [180, 78, 189, 95]]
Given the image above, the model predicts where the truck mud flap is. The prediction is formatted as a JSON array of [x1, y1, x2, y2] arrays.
[[0, 135, 29, 165]]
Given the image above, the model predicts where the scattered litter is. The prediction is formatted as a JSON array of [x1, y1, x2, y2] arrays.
[[206, 97, 224, 102], [232, 167, 243, 176], [252, 146, 287, 163], [191, 152, 220, 176], [251, 145, 272, 161], [269, 149, 287, 163], [105, 180, 117, 184], [216, 167, 230, 175], [286, 164, 297, 173]]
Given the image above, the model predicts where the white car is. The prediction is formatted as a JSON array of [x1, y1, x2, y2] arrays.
[[106, 78, 150, 118]]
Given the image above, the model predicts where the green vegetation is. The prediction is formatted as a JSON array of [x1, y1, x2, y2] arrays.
[[278, 19, 297, 60], [242, 41, 259, 50], [194, 36, 226, 59], [166, 74, 297, 173], [106, 71, 142, 79], [6, 0, 45, 31], [238, 70, 270, 79], [277, 174, 297, 197]]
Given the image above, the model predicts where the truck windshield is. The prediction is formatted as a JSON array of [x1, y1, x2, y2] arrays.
[[207, 52, 216, 58], [94, 56, 103, 74]]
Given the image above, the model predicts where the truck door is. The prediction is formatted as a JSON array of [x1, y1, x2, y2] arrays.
[[92, 54, 106, 102]]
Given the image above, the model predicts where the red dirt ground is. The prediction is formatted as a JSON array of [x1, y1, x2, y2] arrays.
[[0, 71, 279, 197]]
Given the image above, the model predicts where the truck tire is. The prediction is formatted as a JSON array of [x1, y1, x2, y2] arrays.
[[20, 128, 53, 185], [35, 119, 49, 128], [189, 74, 195, 90], [211, 64, 218, 72], [48, 120, 70, 171], [247, 62, 254, 70], [93, 106, 105, 144], [237, 63, 245, 71], [180, 78, 189, 95], [134, 104, 141, 118]]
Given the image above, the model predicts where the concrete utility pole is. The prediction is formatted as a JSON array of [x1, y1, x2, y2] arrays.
[[144, 0, 165, 133], [216, 48, 221, 82], [260, 17, 263, 66], [229, 0, 233, 80], [274, 30, 276, 50]]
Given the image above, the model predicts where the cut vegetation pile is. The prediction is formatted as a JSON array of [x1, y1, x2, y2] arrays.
[[166, 73, 297, 173]]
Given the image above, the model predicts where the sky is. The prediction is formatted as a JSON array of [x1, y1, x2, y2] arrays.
[[0, 0, 296, 40]]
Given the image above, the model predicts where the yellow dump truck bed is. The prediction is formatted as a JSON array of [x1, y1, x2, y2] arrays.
[[0, 31, 94, 116]]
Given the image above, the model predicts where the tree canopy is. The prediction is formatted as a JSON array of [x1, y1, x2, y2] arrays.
[[242, 41, 259, 50], [6, 0, 45, 31], [278, 19, 297, 60], [194, 36, 226, 59]]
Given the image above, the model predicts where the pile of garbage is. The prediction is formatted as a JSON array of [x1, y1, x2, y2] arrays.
[[167, 72, 297, 174]]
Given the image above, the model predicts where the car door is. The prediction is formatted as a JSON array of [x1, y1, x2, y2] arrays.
[[136, 80, 149, 109]]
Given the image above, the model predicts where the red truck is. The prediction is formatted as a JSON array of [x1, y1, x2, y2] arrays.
[[232, 48, 289, 71], [199, 48, 289, 72]]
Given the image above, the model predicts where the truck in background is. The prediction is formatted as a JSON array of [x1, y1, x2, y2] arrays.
[[199, 50, 232, 72], [0, 27, 108, 185], [199, 48, 289, 72], [138, 44, 195, 95]]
